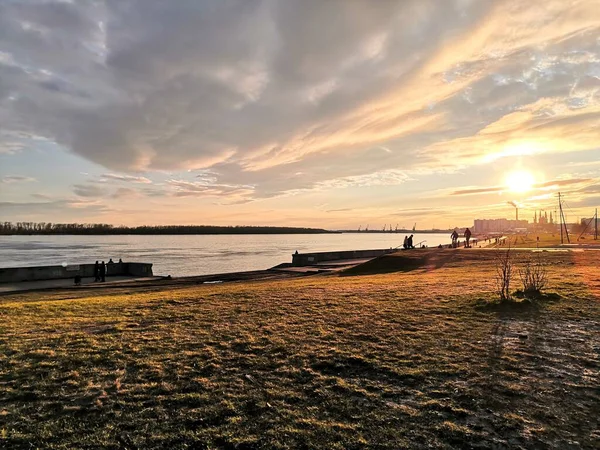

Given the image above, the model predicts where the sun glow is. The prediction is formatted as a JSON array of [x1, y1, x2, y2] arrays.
[[505, 170, 535, 193]]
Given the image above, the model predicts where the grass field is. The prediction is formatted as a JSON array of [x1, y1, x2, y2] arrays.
[[487, 232, 599, 248], [1, 250, 599, 449]]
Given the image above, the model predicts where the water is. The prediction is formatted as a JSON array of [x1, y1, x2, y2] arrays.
[[0, 233, 451, 277]]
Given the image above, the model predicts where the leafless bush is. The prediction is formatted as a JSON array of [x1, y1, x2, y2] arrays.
[[495, 246, 513, 302], [519, 253, 548, 295]]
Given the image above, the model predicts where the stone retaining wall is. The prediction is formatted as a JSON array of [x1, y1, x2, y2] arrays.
[[0, 262, 153, 283], [292, 249, 394, 266]]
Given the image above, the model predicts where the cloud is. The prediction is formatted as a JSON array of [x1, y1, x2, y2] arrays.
[[451, 186, 503, 196], [438, 177, 598, 201], [31, 193, 52, 200], [166, 179, 255, 201], [0, 0, 598, 204], [101, 173, 152, 184], [0, 199, 110, 216], [392, 207, 440, 218], [72, 183, 105, 198], [326, 208, 353, 213], [536, 177, 593, 189], [111, 187, 139, 199], [1, 175, 36, 184]]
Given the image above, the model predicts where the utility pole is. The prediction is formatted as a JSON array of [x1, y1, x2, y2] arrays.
[[558, 192, 570, 244], [559, 193, 563, 244]]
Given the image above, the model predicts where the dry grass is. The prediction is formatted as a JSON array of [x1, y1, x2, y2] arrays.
[[0, 250, 599, 449], [490, 233, 599, 248]]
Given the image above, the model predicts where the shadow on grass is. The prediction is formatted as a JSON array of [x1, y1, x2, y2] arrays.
[[473, 291, 562, 316]]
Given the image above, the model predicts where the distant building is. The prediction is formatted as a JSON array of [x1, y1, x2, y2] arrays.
[[533, 210, 553, 226], [532, 210, 558, 231], [473, 218, 529, 233]]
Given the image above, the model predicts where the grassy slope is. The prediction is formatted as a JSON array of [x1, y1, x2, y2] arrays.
[[1, 250, 599, 449]]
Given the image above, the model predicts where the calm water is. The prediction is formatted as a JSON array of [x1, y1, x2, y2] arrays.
[[0, 233, 451, 277]]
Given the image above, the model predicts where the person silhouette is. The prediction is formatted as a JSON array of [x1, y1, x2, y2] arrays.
[[100, 261, 106, 282], [94, 261, 100, 282], [451, 229, 459, 248], [464, 228, 472, 248]]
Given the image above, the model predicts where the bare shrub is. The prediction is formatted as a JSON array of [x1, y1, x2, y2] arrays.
[[495, 246, 513, 302], [519, 253, 548, 295]]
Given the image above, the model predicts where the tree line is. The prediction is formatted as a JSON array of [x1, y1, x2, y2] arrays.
[[0, 222, 333, 235]]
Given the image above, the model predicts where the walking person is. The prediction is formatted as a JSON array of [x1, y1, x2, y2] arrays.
[[403, 235, 408, 249], [407, 234, 414, 249], [94, 260, 100, 282], [464, 228, 472, 248], [100, 261, 106, 282]]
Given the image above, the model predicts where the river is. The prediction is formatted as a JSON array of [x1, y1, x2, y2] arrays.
[[0, 233, 451, 277]]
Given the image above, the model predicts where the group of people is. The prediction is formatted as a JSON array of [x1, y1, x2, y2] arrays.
[[93, 258, 122, 282], [402, 234, 415, 249], [451, 228, 472, 248]]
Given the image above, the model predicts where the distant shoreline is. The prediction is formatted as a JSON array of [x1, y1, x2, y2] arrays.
[[337, 230, 452, 234], [0, 231, 338, 236], [0, 224, 336, 236]]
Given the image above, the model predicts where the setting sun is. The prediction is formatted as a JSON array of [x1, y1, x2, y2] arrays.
[[505, 170, 535, 193]]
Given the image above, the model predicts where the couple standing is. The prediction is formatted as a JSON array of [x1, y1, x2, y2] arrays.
[[94, 261, 106, 282]]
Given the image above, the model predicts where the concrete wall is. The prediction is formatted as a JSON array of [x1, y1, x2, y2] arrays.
[[126, 263, 153, 277], [0, 262, 153, 283], [292, 249, 394, 266]]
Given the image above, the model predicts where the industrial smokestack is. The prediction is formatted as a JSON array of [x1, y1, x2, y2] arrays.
[[508, 201, 519, 221]]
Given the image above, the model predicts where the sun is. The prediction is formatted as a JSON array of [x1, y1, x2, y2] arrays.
[[505, 170, 535, 193]]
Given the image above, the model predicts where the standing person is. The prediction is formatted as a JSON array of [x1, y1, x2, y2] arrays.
[[94, 261, 100, 282], [107, 258, 114, 277], [403, 235, 408, 249], [100, 261, 106, 282], [407, 234, 414, 249], [464, 228, 472, 248]]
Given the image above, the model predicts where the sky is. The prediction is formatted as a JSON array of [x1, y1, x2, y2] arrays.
[[1, 0, 599, 229]]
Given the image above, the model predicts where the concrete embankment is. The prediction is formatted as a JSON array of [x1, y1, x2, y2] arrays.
[[0, 262, 153, 283], [291, 249, 395, 266]]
